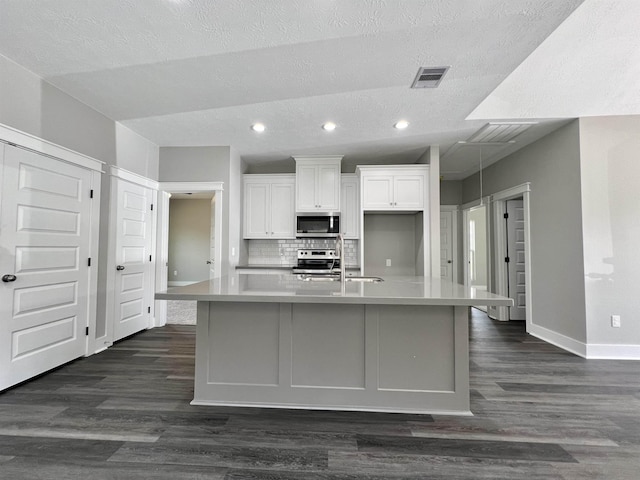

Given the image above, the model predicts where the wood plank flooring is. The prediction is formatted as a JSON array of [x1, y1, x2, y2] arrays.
[[1, 309, 639, 479]]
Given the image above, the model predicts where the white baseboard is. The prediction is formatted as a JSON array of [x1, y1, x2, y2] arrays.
[[528, 323, 587, 358], [168, 281, 197, 287], [529, 323, 640, 360], [586, 344, 640, 360]]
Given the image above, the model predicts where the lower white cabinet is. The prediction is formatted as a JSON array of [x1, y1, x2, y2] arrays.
[[244, 175, 295, 239], [341, 174, 359, 239]]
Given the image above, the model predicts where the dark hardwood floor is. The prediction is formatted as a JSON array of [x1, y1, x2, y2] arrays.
[[1, 310, 639, 479]]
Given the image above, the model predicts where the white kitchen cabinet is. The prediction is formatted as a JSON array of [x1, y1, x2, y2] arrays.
[[294, 156, 342, 212], [341, 174, 359, 239], [243, 175, 295, 239], [358, 165, 428, 211]]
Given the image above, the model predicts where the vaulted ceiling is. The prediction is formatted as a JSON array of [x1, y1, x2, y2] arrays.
[[1, 1, 638, 177]]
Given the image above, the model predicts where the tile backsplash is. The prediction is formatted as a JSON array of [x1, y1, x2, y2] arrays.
[[248, 239, 359, 266]]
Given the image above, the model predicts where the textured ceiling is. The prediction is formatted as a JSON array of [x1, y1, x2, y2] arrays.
[[0, 0, 601, 178]]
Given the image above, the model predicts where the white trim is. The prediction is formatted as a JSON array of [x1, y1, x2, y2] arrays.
[[461, 201, 490, 290], [85, 170, 103, 356], [109, 165, 159, 190], [0, 123, 104, 172], [492, 200, 509, 321], [490, 183, 532, 327], [156, 182, 225, 323], [529, 324, 587, 358], [460, 195, 490, 211], [168, 281, 198, 287], [585, 344, 640, 360], [490, 182, 531, 201], [530, 322, 640, 359], [160, 181, 224, 192], [440, 205, 459, 212], [428, 146, 440, 278], [154, 191, 171, 328]]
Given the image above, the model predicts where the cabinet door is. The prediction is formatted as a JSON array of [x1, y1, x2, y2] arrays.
[[341, 178, 359, 239], [361, 176, 394, 210], [296, 164, 317, 211], [317, 164, 340, 211], [270, 182, 295, 238], [394, 175, 424, 209], [244, 183, 270, 238]]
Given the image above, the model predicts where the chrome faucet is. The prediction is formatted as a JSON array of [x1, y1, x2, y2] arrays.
[[334, 233, 345, 282]]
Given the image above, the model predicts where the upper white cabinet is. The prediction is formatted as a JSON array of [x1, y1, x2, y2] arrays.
[[341, 174, 359, 239], [357, 165, 428, 211], [294, 156, 342, 212], [243, 175, 295, 239]]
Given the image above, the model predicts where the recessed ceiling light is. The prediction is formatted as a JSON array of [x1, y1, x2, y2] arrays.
[[394, 120, 410, 130], [251, 123, 265, 133], [322, 122, 337, 131]]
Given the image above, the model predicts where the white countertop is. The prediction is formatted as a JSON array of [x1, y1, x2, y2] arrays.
[[156, 273, 513, 307]]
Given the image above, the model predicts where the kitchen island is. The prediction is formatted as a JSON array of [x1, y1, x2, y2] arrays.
[[156, 273, 512, 415]]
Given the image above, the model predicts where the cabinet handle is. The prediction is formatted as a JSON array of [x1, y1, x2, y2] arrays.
[[116, 265, 125, 271], [2, 274, 17, 282], [389, 202, 393, 206]]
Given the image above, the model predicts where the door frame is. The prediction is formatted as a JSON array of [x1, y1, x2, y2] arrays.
[[156, 182, 224, 327], [440, 205, 459, 284], [104, 167, 159, 344], [461, 197, 491, 290], [490, 183, 532, 329]]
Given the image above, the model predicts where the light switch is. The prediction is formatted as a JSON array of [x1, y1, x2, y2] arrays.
[[386, 259, 392, 267]]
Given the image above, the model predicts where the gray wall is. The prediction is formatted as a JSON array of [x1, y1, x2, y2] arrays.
[[579, 115, 640, 348], [462, 120, 587, 342], [441, 180, 463, 206], [364, 214, 418, 276], [168, 199, 211, 283], [0, 54, 159, 179], [159, 146, 244, 276]]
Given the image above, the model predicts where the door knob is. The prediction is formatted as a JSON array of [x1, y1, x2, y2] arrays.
[[447, 260, 452, 264], [2, 274, 17, 282], [116, 265, 125, 271], [206, 261, 212, 264]]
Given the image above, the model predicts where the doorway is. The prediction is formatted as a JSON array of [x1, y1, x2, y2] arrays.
[[167, 193, 215, 287], [155, 182, 223, 326], [490, 183, 532, 328]]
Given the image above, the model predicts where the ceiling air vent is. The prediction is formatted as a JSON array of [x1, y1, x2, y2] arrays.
[[411, 66, 449, 88]]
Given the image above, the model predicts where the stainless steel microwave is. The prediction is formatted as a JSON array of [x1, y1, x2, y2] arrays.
[[295, 213, 340, 238]]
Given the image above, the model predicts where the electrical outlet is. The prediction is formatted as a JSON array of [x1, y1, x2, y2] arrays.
[[386, 259, 392, 267], [173, 270, 178, 276], [611, 315, 621, 328]]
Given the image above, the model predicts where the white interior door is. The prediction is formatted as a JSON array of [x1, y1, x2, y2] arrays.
[[209, 195, 216, 279], [0, 145, 92, 390], [440, 210, 454, 281], [113, 178, 153, 341], [506, 199, 526, 320]]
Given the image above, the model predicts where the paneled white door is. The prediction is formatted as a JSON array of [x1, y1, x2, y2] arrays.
[[113, 178, 153, 341], [0, 145, 92, 391], [506, 199, 526, 320], [440, 210, 454, 281]]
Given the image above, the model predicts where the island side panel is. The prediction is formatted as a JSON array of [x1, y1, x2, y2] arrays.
[[193, 301, 471, 414]]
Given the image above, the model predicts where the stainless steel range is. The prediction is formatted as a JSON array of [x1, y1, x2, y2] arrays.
[[292, 248, 339, 274]]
